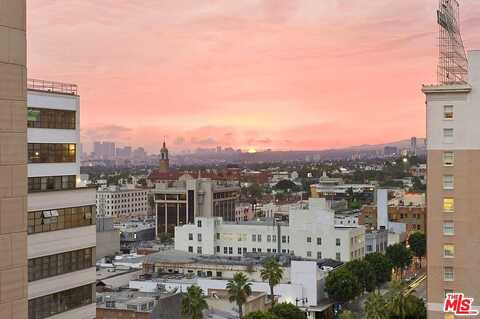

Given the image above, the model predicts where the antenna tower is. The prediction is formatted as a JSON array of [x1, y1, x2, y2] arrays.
[[437, 0, 468, 84]]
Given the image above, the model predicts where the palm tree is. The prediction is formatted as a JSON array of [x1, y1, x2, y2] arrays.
[[260, 257, 284, 307], [364, 291, 388, 319], [387, 281, 408, 319], [181, 285, 208, 319], [227, 272, 252, 318]]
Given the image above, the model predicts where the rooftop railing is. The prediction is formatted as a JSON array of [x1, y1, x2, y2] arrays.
[[27, 78, 78, 95]]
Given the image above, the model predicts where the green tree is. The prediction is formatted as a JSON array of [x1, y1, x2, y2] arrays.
[[271, 303, 304, 319], [364, 253, 392, 288], [274, 180, 298, 192], [364, 291, 389, 319], [386, 244, 412, 279], [339, 310, 358, 319], [404, 295, 427, 319], [325, 268, 361, 303], [227, 272, 252, 319], [260, 258, 284, 307], [247, 183, 264, 200], [407, 232, 426, 269], [181, 285, 208, 319], [345, 260, 376, 293], [243, 311, 279, 319]]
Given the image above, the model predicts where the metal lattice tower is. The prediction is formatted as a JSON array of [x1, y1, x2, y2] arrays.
[[437, 0, 468, 84]]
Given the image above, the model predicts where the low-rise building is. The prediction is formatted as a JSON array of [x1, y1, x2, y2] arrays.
[[115, 221, 156, 252], [310, 172, 375, 202], [175, 198, 365, 262], [96, 185, 151, 218], [359, 205, 426, 234]]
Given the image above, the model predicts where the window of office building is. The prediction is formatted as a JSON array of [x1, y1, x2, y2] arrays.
[[27, 108, 76, 129], [444, 266, 454, 281], [197, 247, 202, 254], [28, 175, 76, 193], [307, 237, 311, 243], [336, 253, 341, 261], [27, 205, 95, 234], [252, 234, 256, 242], [443, 151, 455, 166], [28, 284, 94, 319], [267, 235, 271, 242], [188, 233, 193, 240], [28, 247, 93, 282], [443, 198, 455, 212], [188, 246, 193, 253], [317, 252, 322, 259], [307, 251, 312, 257], [336, 238, 341, 246], [317, 237, 322, 245], [443, 244, 455, 258], [224, 247, 228, 254], [238, 247, 242, 255], [443, 175, 454, 190], [443, 222, 455, 236], [443, 105, 453, 120], [28, 143, 76, 163], [197, 234, 202, 242]]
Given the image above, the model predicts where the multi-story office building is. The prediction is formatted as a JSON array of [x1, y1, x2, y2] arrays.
[[27, 80, 96, 319], [423, 50, 480, 318], [96, 185, 150, 218], [153, 177, 240, 236], [0, 1, 28, 318], [175, 198, 365, 262], [309, 172, 375, 202]]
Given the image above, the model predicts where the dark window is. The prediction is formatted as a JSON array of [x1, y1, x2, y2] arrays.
[[27, 108, 76, 129], [187, 190, 195, 223], [28, 284, 94, 319], [28, 143, 76, 163], [27, 205, 95, 234], [28, 175, 76, 193], [28, 247, 93, 282]]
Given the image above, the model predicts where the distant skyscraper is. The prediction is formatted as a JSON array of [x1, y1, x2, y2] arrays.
[[0, 1, 28, 317], [410, 136, 417, 156]]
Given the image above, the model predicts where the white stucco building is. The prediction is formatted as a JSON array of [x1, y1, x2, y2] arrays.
[[175, 198, 365, 262]]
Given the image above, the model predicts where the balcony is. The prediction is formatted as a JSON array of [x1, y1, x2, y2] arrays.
[[28, 78, 78, 95]]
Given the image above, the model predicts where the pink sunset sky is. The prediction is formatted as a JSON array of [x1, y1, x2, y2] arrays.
[[27, 0, 480, 154]]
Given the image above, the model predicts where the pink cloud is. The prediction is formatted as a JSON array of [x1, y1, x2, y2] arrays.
[[27, 0, 480, 153]]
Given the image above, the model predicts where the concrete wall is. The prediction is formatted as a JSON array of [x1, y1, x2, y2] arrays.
[[96, 230, 120, 260], [0, 0, 28, 318]]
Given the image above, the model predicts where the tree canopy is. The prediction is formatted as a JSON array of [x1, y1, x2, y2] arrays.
[[271, 303, 305, 319], [386, 244, 412, 278], [325, 268, 361, 303], [408, 232, 426, 259], [364, 253, 393, 287]]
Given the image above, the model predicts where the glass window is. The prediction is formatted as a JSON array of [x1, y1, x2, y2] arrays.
[[188, 233, 193, 240], [267, 235, 271, 242], [335, 252, 341, 261], [317, 237, 322, 245], [188, 246, 193, 253], [444, 266, 454, 281], [443, 244, 455, 258], [443, 128, 454, 143], [197, 234, 202, 242], [28, 143, 76, 163], [443, 198, 454, 212], [443, 105, 453, 120], [197, 246, 202, 254], [306, 251, 312, 257], [443, 222, 455, 236], [317, 252, 322, 259], [257, 234, 261, 242], [252, 234, 256, 242], [443, 176, 454, 190], [28, 284, 94, 319], [27, 108, 76, 130], [307, 237, 312, 243], [443, 152, 455, 166], [336, 238, 341, 246]]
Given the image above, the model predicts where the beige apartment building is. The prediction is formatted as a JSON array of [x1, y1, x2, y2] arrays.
[[0, 1, 28, 318], [423, 50, 480, 318]]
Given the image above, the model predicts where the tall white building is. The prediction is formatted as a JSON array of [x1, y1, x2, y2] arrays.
[[175, 198, 365, 262], [96, 185, 150, 218], [27, 80, 96, 319]]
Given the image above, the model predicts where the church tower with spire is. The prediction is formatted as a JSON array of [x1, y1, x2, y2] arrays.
[[159, 138, 169, 173]]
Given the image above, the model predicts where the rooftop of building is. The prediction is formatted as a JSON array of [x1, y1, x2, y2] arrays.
[[27, 78, 78, 96], [143, 249, 303, 268], [96, 289, 178, 312]]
